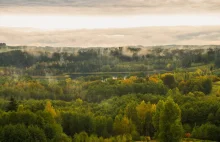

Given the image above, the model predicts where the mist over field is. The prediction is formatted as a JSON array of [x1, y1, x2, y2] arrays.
[[1, 26, 220, 47]]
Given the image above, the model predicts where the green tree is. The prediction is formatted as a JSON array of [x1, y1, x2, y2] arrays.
[[113, 114, 135, 135], [0, 124, 29, 142], [161, 73, 176, 89], [94, 116, 108, 137], [53, 133, 72, 142], [28, 125, 47, 142], [73, 131, 88, 142], [153, 98, 183, 142], [152, 100, 165, 138], [44, 123, 62, 140], [192, 123, 220, 141], [136, 101, 156, 137], [6, 97, 18, 112]]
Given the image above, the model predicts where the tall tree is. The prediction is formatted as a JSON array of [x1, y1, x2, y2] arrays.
[[136, 100, 156, 136], [153, 98, 183, 142], [152, 100, 165, 138], [45, 101, 57, 118]]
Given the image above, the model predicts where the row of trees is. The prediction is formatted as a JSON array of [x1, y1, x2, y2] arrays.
[[1, 95, 184, 142], [1, 46, 220, 75], [0, 72, 214, 102]]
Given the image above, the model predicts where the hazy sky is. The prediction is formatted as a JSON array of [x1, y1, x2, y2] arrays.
[[0, 0, 220, 47]]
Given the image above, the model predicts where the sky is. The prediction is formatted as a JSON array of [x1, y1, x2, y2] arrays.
[[0, 0, 220, 47]]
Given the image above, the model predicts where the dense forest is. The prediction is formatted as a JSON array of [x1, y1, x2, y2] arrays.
[[0, 45, 220, 141], [0, 45, 220, 76]]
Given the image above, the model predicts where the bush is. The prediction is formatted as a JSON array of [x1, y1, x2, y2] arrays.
[[192, 123, 220, 141]]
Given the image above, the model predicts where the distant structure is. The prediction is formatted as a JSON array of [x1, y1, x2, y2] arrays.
[[0, 43, 6, 46]]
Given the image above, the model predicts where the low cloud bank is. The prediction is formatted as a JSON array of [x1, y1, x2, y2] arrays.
[[1, 26, 220, 47]]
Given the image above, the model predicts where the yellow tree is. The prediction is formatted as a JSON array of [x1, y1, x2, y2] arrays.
[[124, 101, 139, 128], [113, 115, 135, 135], [136, 100, 156, 137], [148, 74, 162, 83], [45, 101, 57, 118]]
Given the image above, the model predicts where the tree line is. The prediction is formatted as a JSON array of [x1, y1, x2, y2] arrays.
[[0, 46, 220, 75]]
